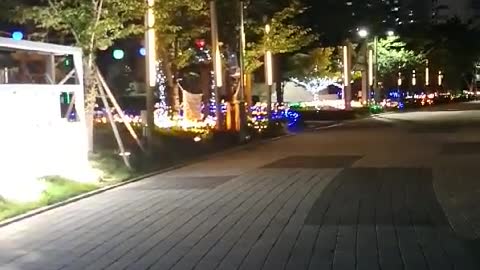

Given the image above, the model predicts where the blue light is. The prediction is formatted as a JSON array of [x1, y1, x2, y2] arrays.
[[112, 49, 125, 60], [139, 47, 146, 56], [11, 31, 24, 41]]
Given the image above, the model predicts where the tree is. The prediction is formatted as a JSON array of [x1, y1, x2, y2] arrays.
[[243, 1, 317, 74], [375, 36, 425, 87], [11, 0, 144, 151], [156, 0, 209, 115], [424, 19, 480, 90], [286, 48, 342, 93]]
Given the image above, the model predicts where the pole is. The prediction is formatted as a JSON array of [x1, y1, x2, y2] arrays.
[[265, 23, 273, 120], [238, 0, 248, 140], [145, 0, 156, 148], [343, 43, 352, 110], [374, 36, 379, 103], [210, 0, 223, 130], [367, 48, 374, 105]]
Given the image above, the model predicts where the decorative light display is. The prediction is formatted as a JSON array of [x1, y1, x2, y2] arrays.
[[11, 31, 24, 41], [290, 78, 342, 94], [156, 61, 167, 111], [112, 49, 125, 60], [209, 71, 216, 115], [94, 102, 301, 134]]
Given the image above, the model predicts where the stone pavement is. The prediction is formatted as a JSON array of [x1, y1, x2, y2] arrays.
[[1, 103, 480, 270]]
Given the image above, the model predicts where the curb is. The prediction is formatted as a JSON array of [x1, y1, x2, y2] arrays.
[[0, 133, 293, 228]]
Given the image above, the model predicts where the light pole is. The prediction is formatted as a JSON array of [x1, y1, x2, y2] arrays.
[[343, 43, 352, 110], [359, 28, 395, 104], [144, 0, 156, 147], [358, 28, 370, 105], [425, 60, 430, 87], [238, 0, 248, 140], [210, 0, 223, 130], [264, 23, 273, 120]]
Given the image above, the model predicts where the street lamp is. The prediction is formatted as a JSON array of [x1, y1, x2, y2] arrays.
[[425, 60, 430, 86], [264, 23, 273, 119], [412, 70, 416, 86], [343, 44, 352, 110], [144, 0, 156, 147], [387, 30, 395, 37], [237, 0, 248, 139], [358, 28, 369, 38]]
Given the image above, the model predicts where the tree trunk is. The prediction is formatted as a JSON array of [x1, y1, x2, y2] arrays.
[[84, 56, 98, 153], [245, 73, 253, 108], [158, 40, 180, 116], [276, 81, 284, 104]]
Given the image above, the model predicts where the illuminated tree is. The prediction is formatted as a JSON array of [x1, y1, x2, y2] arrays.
[[156, 0, 209, 115], [287, 48, 342, 93]]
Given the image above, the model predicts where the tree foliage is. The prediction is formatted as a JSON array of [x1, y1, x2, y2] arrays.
[[243, 1, 317, 73], [285, 48, 341, 81], [156, 0, 208, 69], [375, 36, 424, 79], [422, 19, 480, 89], [12, 0, 143, 53]]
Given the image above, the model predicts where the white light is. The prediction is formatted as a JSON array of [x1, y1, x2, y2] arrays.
[[426, 65, 430, 86], [387, 30, 395, 37], [145, 0, 156, 87], [343, 46, 350, 87], [194, 136, 202, 142], [265, 51, 273, 86], [358, 29, 369, 38], [368, 49, 374, 86]]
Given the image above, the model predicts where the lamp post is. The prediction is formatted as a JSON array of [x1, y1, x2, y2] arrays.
[[237, 0, 248, 140], [360, 28, 395, 104], [264, 23, 273, 120], [210, 0, 223, 130], [144, 0, 156, 147], [343, 43, 352, 110], [425, 60, 430, 87]]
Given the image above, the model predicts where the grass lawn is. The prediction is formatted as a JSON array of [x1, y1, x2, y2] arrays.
[[0, 177, 98, 221]]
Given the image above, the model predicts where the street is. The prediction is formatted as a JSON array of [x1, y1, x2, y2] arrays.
[[1, 102, 480, 270]]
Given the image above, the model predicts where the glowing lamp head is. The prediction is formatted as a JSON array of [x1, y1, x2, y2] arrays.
[[139, 47, 146, 56], [387, 30, 395, 37], [112, 49, 125, 60], [11, 31, 24, 41], [358, 28, 369, 38]]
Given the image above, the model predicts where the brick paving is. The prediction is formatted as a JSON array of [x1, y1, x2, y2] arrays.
[[1, 103, 480, 270]]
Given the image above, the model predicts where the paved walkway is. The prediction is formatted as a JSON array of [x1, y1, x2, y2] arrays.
[[1, 103, 480, 270]]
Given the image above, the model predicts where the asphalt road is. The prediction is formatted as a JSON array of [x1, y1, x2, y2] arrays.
[[1, 102, 480, 270]]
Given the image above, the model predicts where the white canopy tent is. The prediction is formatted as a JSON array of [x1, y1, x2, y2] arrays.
[[0, 37, 91, 201]]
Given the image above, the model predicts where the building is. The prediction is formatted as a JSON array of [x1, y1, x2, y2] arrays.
[[344, 0, 432, 29]]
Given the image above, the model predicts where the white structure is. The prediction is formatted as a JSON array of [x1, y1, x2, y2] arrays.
[[0, 38, 90, 201]]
